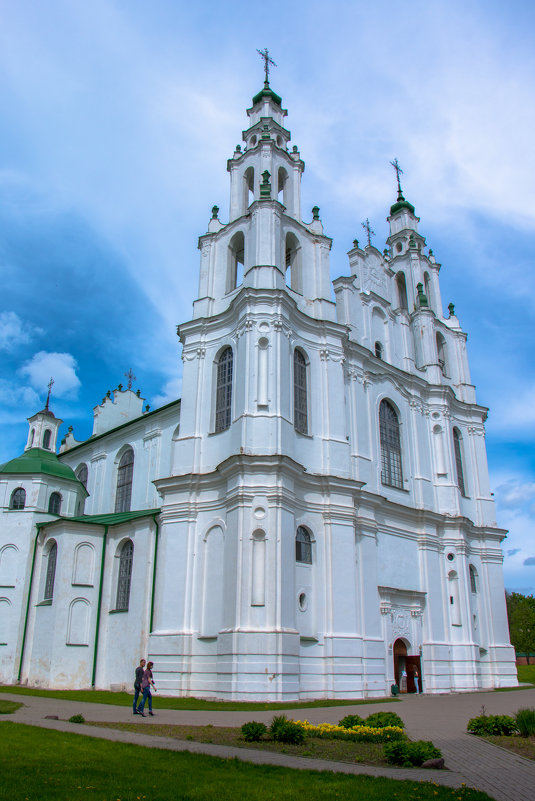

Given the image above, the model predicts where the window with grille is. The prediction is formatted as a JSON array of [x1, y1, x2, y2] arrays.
[[10, 487, 26, 510], [215, 348, 233, 433], [379, 400, 403, 488], [48, 492, 62, 515], [76, 464, 88, 490], [294, 349, 308, 434], [296, 526, 312, 564], [44, 542, 57, 601], [116, 540, 134, 610], [115, 449, 134, 513], [453, 428, 466, 496]]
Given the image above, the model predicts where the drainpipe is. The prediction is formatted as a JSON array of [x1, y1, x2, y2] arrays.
[[149, 514, 160, 632], [17, 528, 41, 682], [91, 525, 108, 687]]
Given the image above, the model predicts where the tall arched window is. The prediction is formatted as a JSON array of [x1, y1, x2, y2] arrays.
[[215, 348, 233, 433], [294, 349, 308, 435], [116, 540, 134, 610], [76, 464, 88, 490], [48, 492, 62, 515], [43, 429, 52, 449], [453, 428, 466, 497], [29, 428, 35, 447], [44, 542, 57, 601], [469, 565, 478, 594], [285, 232, 302, 293], [296, 526, 312, 564], [115, 448, 134, 513], [374, 341, 383, 359], [227, 231, 244, 293], [436, 332, 447, 374], [424, 272, 432, 308], [396, 272, 408, 311], [379, 400, 403, 488], [243, 166, 254, 210], [10, 487, 26, 510]]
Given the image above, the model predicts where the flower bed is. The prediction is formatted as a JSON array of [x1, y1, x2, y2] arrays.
[[294, 720, 405, 743]]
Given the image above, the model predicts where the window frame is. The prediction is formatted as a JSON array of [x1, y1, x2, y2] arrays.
[[214, 347, 233, 433], [44, 542, 57, 601], [48, 492, 62, 515], [115, 448, 134, 513], [293, 348, 308, 435], [115, 539, 134, 611], [452, 428, 466, 497], [10, 487, 26, 510], [295, 526, 313, 565], [379, 399, 404, 489]]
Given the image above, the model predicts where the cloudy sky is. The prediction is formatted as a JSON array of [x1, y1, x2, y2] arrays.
[[1, 0, 534, 593]]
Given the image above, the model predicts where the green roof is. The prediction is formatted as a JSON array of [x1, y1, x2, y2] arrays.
[[390, 196, 415, 216], [252, 83, 282, 107], [37, 508, 160, 529], [0, 448, 80, 483]]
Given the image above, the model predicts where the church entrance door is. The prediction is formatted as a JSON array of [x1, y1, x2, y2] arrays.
[[393, 638, 408, 692], [405, 655, 422, 693]]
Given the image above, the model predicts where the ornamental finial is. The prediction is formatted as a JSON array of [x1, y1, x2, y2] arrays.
[[257, 48, 277, 86], [361, 218, 375, 247], [45, 377, 54, 411], [390, 157, 404, 200]]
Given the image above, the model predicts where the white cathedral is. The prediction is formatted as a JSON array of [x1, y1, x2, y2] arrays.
[[0, 78, 517, 700]]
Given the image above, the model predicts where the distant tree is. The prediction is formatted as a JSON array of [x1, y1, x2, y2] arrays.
[[506, 592, 535, 663]]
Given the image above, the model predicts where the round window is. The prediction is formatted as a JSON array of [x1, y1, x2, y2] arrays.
[[250, 135, 257, 147], [447, 552, 455, 562], [396, 242, 403, 253]]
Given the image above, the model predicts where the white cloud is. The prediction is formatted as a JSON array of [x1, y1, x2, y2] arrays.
[[495, 480, 535, 508], [19, 351, 81, 399], [0, 379, 40, 408], [0, 311, 43, 351], [151, 377, 181, 410]]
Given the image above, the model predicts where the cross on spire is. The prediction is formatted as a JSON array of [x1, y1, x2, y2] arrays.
[[361, 218, 375, 247], [257, 48, 277, 85], [124, 368, 136, 390], [390, 157, 404, 197], [45, 377, 54, 411]]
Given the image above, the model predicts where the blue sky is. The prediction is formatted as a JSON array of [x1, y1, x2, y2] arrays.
[[1, 0, 534, 593]]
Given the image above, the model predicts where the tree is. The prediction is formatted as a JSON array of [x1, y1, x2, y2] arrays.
[[506, 592, 535, 663]]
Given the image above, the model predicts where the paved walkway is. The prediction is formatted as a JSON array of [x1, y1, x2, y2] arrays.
[[2, 687, 535, 801]]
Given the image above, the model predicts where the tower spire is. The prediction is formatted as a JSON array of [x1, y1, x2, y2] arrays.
[[45, 377, 54, 411], [256, 47, 277, 87], [390, 158, 404, 201]]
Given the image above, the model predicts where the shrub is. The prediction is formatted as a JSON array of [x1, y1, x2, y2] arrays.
[[338, 714, 364, 729], [296, 720, 405, 743], [365, 711, 405, 730], [515, 707, 535, 737], [241, 721, 267, 742], [68, 714, 85, 724], [467, 714, 518, 736], [383, 739, 441, 767], [270, 716, 306, 745]]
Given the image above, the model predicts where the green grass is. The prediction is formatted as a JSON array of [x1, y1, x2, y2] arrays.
[[0, 685, 398, 711], [484, 734, 535, 761], [517, 664, 535, 685], [0, 700, 22, 714], [0, 722, 494, 801]]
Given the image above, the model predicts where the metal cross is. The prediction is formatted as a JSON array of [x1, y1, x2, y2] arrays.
[[390, 158, 404, 194], [124, 368, 136, 390], [45, 377, 54, 410], [361, 218, 375, 247], [257, 48, 277, 84]]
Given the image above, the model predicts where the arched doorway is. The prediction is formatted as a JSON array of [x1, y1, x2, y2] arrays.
[[393, 637, 422, 693]]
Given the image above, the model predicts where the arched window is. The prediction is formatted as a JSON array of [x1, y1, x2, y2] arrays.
[[469, 565, 478, 594], [44, 542, 57, 601], [215, 348, 233, 433], [296, 526, 312, 564], [294, 349, 308, 435], [379, 400, 403, 488], [115, 448, 134, 513], [48, 492, 62, 515], [374, 341, 383, 359], [453, 428, 466, 497], [277, 167, 288, 206], [243, 166, 254, 209], [285, 232, 302, 293], [396, 272, 408, 311], [436, 332, 447, 374], [29, 428, 35, 447], [43, 429, 52, 449], [227, 231, 244, 293], [10, 487, 26, 510], [116, 540, 134, 611], [76, 464, 88, 490], [424, 272, 432, 308]]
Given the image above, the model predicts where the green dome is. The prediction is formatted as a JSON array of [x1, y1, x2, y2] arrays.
[[0, 448, 80, 483], [252, 82, 282, 107], [390, 192, 415, 216]]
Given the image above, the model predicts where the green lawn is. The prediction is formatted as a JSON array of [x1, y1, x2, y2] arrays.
[[0, 722, 494, 801], [517, 664, 535, 685], [0, 699, 22, 714], [0, 684, 398, 711]]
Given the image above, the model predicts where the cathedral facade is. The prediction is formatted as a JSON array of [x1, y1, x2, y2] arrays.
[[0, 81, 517, 699]]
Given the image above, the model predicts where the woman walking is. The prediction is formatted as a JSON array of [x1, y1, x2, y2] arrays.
[[137, 661, 156, 716]]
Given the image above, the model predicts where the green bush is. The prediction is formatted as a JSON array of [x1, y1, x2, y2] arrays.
[[365, 711, 405, 730], [338, 714, 364, 729], [68, 714, 85, 724], [241, 721, 267, 742], [270, 716, 306, 745], [383, 739, 441, 767], [467, 714, 518, 736], [515, 707, 535, 737]]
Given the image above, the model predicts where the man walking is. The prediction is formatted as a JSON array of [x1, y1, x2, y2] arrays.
[[133, 658, 146, 714]]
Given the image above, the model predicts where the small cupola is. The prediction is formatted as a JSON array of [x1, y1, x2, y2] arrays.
[[25, 382, 63, 454], [386, 159, 421, 245]]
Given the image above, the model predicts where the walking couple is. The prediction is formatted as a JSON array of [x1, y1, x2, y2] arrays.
[[133, 659, 156, 717]]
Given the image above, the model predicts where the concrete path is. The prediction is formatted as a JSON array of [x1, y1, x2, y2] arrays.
[[2, 687, 535, 801]]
